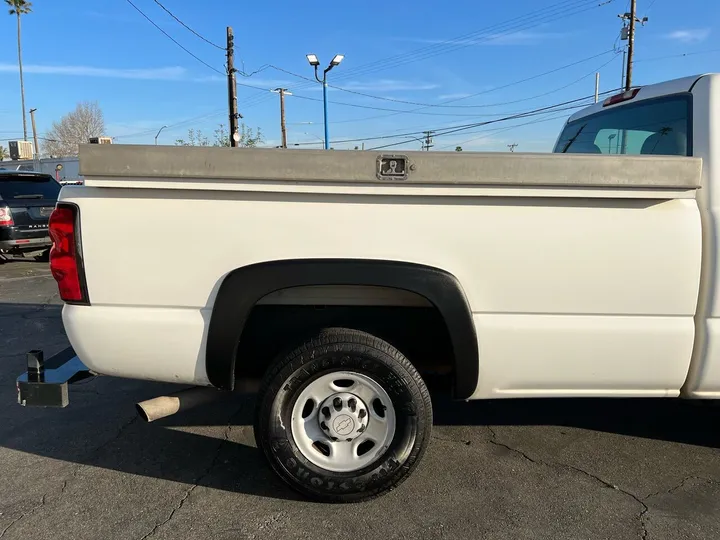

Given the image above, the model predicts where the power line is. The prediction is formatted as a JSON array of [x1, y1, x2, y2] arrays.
[[368, 111, 571, 151], [389, 91, 615, 141], [284, 50, 621, 127], [241, 7, 620, 120], [435, 111, 573, 150], [278, 0, 615, 96], [112, 87, 277, 141], [429, 100, 597, 139], [326, 0, 616, 84], [272, 48, 618, 123], [151, 0, 225, 50], [644, 0, 659, 14], [336, 0, 595, 79], [635, 47, 720, 63], [410, 49, 618, 109], [151, 0, 270, 78], [124, 0, 224, 75], [327, 58, 611, 126], [113, 108, 227, 139], [295, 91, 616, 148], [288, 93, 512, 117]]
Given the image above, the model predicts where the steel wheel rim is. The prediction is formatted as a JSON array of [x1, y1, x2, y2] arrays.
[[290, 371, 397, 473]]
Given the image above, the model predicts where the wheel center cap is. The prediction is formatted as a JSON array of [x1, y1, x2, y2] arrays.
[[318, 392, 369, 442], [333, 414, 355, 436]]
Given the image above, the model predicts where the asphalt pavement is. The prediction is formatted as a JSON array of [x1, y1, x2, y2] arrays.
[[1, 260, 719, 540]]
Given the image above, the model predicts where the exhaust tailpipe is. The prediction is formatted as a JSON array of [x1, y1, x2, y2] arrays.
[[136, 387, 223, 422]]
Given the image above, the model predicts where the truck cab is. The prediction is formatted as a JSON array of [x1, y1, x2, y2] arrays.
[[554, 73, 720, 398]]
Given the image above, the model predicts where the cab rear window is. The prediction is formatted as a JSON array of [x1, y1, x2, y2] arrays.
[[554, 94, 691, 156], [0, 175, 61, 200]]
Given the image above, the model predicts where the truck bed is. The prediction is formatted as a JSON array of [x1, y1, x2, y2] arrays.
[[62, 145, 704, 399]]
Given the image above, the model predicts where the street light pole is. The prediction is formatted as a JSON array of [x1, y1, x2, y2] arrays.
[[306, 54, 344, 150], [155, 125, 168, 145], [28, 108, 39, 158], [322, 78, 329, 150]]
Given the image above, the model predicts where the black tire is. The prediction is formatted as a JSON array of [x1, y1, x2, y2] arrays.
[[254, 328, 433, 503], [35, 249, 50, 262]]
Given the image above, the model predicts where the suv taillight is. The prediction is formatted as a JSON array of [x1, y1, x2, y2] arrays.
[[0, 206, 13, 226], [49, 204, 89, 304]]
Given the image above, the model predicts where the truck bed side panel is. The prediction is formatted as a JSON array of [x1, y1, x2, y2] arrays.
[[60, 185, 701, 398]]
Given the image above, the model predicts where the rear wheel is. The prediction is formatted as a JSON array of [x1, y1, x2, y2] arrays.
[[254, 328, 432, 502]]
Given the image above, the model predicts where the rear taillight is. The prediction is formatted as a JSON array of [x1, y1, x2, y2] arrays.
[[49, 204, 89, 304], [0, 206, 13, 226]]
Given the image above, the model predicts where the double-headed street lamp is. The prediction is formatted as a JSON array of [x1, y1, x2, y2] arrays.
[[306, 53, 344, 150]]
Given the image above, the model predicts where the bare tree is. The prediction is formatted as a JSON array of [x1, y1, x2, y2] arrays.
[[6, 0, 32, 141], [44, 101, 106, 157], [174, 128, 210, 147], [175, 123, 263, 148]]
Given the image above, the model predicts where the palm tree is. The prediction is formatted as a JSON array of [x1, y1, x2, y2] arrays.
[[0, 145, 8, 161], [6, 0, 32, 141]]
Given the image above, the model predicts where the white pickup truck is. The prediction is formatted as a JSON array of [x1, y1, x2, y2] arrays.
[[17, 73, 720, 502]]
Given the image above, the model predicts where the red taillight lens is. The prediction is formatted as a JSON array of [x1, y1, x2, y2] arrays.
[[49, 204, 88, 304], [0, 207, 13, 226]]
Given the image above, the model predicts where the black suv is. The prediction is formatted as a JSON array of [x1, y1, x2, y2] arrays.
[[0, 170, 61, 261]]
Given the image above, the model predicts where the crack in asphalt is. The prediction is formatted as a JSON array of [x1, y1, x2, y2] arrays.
[[486, 426, 651, 540], [0, 495, 46, 539], [138, 402, 245, 540], [645, 475, 718, 500], [0, 401, 137, 538], [59, 414, 140, 498], [435, 426, 652, 540]]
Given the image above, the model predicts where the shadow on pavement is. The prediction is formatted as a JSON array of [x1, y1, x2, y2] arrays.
[[431, 392, 720, 449], [2, 302, 719, 503]]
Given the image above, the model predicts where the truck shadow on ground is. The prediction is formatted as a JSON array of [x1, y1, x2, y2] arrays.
[[2, 302, 719, 502], [4, 382, 719, 502]]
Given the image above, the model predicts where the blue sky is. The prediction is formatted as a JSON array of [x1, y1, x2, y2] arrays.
[[1, 0, 718, 152]]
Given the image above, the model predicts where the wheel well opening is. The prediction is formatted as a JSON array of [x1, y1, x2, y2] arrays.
[[234, 288, 455, 392]]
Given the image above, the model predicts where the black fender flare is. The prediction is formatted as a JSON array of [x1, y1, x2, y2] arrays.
[[205, 259, 479, 399]]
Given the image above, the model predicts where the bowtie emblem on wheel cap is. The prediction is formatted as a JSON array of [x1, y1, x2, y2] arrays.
[[320, 392, 369, 441], [333, 414, 355, 436]]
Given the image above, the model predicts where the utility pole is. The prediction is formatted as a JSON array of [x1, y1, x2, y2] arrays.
[[626, 0, 636, 91], [28, 108, 39, 158], [619, 2, 648, 91], [422, 130, 434, 151], [273, 88, 291, 148], [507, 143, 518, 152], [227, 27, 241, 147]]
